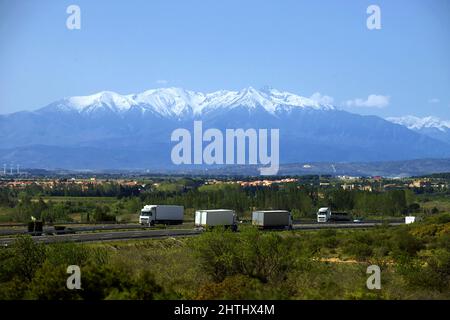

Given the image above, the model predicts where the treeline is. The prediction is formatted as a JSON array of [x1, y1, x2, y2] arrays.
[[325, 189, 417, 216], [139, 184, 419, 217], [4, 193, 116, 223], [140, 184, 313, 216], [0, 182, 423, 223], [0, 183, 141, 199], [0, 188, 142, 223]]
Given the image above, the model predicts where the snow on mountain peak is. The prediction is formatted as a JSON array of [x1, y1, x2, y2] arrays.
[[45, 87, 334, 117], [387, 115, 450, 132], [132, 87, 206, 116], [65, 91, 135, 111]]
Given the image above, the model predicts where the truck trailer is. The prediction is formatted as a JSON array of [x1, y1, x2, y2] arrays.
[[329, 211, 352, 222], [195, 209, 238, 231], [139, 205, 184, 226], [252, 210, 293, 229]]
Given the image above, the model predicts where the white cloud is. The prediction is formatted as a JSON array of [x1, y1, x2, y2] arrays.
[[156, 80, 168, 85], [428, 98, 440, 104], [345, 94, 390, 108], [309, 92, 334, 105]]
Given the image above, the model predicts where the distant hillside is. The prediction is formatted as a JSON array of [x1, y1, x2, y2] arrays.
[[10, 159, 450, 178], [152, 159, 450, 177]]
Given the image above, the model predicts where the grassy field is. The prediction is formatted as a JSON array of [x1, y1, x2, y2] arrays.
[[0, 207, 15, 223]]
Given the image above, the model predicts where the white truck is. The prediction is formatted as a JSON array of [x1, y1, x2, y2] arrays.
[[195, 209, 238, 231], [316, 207, 352, 223], [405, 216, 416, 224], [139, 205, 184, 226], [252, 210, 293, 230], [317, 207, 331, 223]]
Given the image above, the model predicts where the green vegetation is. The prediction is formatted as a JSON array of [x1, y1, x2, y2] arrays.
[[1, 176, 449, 300], [0, 178, 435, 223], [0, 214, 448, 300]]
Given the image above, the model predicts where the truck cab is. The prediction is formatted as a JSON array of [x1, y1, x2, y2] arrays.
[[139, 205, 155, 226], [317, 207, 331, 223]]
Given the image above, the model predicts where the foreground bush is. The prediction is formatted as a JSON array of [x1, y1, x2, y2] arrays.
[[191, 227, 297, 283]]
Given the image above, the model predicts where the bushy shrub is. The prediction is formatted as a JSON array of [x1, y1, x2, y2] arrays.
[[315, 229, 339, 249], [80, 264, 163, 300], [45, 243, 90, 267], [238, 228, 296, 283], [0, 277, 30, 300], [437, 214, 450, 224], [191, 228, 296, 283], [10, 235, 47, 281], [391, 229, 424, 257], [92, 205, 116, 222], [0, 236, 47, 298], [422, 249, 450, 291], [397, 249, 450, 292], [437, 233, 450, 250], [0, 247, 16, 283], [195, 275, 266, 300], [26, 262, 81, 300], [342, 242, 373, 260], [190, 228, 239, 282]]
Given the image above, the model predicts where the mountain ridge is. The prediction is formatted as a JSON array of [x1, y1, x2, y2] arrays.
[[1, 87, 450, 171], [387, 115, 450, 131], [387, 115, 450, 144], [35, 87, 334, 118]]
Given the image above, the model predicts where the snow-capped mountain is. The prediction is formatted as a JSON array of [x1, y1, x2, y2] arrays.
[[41, 87, 334, 118], [1, 87, 450, 170], [387, 115, 450, 144], [387, 116, 450, 131]]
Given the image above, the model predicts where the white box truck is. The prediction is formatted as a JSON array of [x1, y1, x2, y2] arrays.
[[252, 210, 293, 230], [195, 209, 238, 231], [139, 205, 184, 226], [405, 216, 416, 224]]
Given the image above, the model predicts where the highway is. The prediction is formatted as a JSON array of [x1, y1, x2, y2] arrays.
[[0, 222, 402, 246], [0, 218, 403, 236], [0, 223, 159, 236], [0, 228, 202, 246]]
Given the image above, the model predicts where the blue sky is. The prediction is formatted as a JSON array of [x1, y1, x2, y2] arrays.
[[0, 0, 449, 118]]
